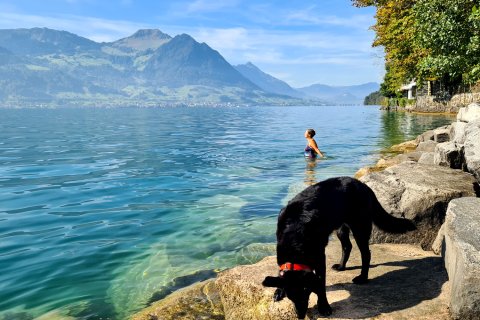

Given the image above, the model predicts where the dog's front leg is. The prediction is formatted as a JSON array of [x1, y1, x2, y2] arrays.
[[315, 253, 332, 316]]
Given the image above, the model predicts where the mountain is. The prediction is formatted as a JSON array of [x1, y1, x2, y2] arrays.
[[0, 27, 101, 55], [297, 82, 380, 105], [144, 34, 259, 89], [235, 62, 305, 98], [107, 29, 172, 53], [0, 28, 301, 107]]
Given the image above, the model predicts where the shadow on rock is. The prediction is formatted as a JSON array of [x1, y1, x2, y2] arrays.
[[307, 256, 447, 319]]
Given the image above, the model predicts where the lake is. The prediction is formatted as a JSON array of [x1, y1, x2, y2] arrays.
[[0, 106, 454, 319]]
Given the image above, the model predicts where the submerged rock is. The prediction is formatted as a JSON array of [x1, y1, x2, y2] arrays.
[[131, 279, 224, 320], [360, 162, 477, 250]]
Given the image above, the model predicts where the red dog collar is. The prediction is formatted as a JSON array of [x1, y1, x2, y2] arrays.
[[279, 262, 312, 272]]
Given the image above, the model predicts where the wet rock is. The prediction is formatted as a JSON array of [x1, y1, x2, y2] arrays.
[[389, 139, 418, 153], [440, 198, 480, 320], [131, 280, 224, 320], [360, 162, 477, 250]]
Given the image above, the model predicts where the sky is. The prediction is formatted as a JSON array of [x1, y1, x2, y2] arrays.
[[0, 0, 385, 87]]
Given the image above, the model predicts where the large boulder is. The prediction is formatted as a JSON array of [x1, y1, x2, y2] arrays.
[[464, 119, 480, 182], [434, 142, 465, 169], [215, 240, 450, 320], [437, 197, 480, 320], [457, 103, 480, 123], [450, 121, 467, 144], [360, 162, 478, 250]]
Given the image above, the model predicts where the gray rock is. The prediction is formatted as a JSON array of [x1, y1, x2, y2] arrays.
[[457, 103, 480, 123], [450, 121, 467, 144], [464, 119, 480, 182], [442, 197, 480, 320], [416, 130, 435, 143], [416, 140, 438, 152], [360, 162, 477, 250], [434, 142, 465, 169], [418, 152, 435, 165], [433, 128, 450, 143], [432, 223, 445, 255]]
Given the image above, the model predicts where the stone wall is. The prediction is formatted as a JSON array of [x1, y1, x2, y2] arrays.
[[408, 93, 480, 113]]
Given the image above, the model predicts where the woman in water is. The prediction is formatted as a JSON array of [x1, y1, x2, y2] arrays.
[[304, 128, 324, 158]]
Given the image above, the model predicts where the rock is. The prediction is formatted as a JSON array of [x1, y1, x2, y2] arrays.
[[131, 279, 224, 320], [416, 140, 438, 152], [432, 224, 446, 256], [418, 152, 435, 165], [360, 162, 477, 250], [441, 197, 480, 320], [434, 142, 465, 169], [215, 240, 450, 320], [390, 139, 418, 153], [457, 103, 480, 123], [464, 119, 480, 182], [416, 130, 435, 143], [450, 121, 467, 144], [433, 127, 450, 143]]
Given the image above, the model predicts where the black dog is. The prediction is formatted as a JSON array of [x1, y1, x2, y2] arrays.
[[262, 177, 415, 319]]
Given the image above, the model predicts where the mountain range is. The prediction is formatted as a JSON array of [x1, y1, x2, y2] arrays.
[[0, 28, 378, 107]]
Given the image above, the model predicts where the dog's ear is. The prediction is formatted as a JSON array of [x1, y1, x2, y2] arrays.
[[262, 276, 285, 288]]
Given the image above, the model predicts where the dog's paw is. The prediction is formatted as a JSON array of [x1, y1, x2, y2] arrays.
[[331, 264, 345, 271], [317, 303, 332, 316], [273, 288, 285, 302], [352, 275, 369, 284]]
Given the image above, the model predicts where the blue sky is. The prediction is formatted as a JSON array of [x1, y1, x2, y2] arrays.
[[0, 0, 384, 87]]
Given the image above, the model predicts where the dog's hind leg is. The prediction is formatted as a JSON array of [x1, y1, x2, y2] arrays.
[[351, 226, 371, 284], [332, 224, 352, 271]]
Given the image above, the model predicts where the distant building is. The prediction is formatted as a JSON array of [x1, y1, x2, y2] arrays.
[[400, 81, 417, 99]]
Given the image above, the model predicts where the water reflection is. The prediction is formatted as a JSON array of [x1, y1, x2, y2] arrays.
[[304, 157, 319, 186], [379, 111, 455, 149]]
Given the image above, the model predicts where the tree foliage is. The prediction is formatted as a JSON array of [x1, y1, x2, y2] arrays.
[[352, 0, 480, 95]]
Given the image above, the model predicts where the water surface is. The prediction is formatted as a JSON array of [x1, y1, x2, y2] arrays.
[[0, 106, 454, 319]]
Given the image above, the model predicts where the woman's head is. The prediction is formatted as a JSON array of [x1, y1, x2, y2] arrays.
[[305, 129, 316, 138]]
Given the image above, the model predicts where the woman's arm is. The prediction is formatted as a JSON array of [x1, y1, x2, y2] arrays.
[[310, 140, 324, 158]]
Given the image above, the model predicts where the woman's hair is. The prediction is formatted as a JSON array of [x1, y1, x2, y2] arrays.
[[306, 128, 316, 138]]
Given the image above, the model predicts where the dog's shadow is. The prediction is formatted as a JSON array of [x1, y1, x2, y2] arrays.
[[307, 256, 448, 319]]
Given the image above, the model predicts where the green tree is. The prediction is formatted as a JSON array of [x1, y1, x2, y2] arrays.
[[352, 0, 422, 96], [414, 0, 480, 87]]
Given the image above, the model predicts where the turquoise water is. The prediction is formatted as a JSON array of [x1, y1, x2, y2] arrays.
[[0, 106, 453, 319]]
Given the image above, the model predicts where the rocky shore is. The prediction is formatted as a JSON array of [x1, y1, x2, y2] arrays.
[[132, 104, 480, 320]]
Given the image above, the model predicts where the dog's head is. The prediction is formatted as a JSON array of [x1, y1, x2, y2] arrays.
[[262, 270, 320, 319]]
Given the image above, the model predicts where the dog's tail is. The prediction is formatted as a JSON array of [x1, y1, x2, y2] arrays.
[[370, 191, 416, 234]]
